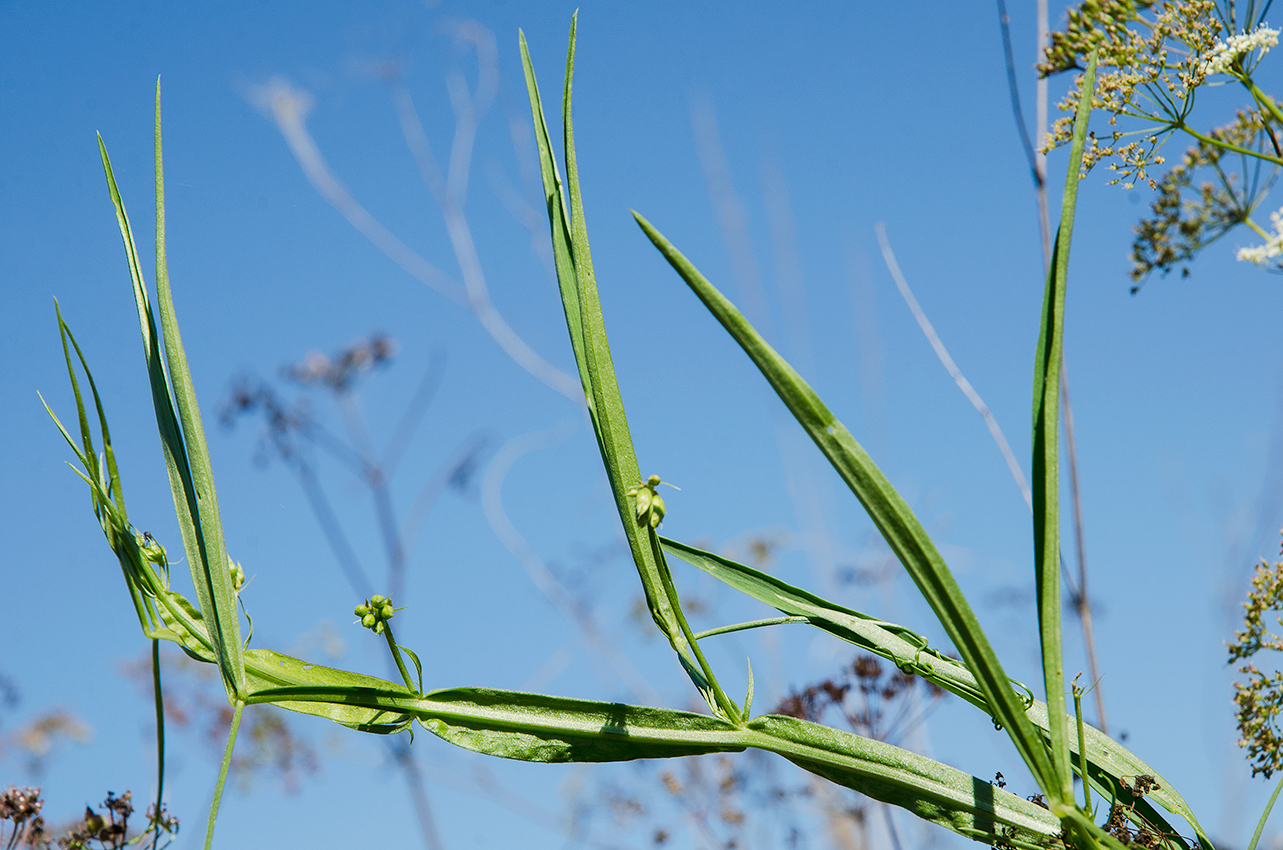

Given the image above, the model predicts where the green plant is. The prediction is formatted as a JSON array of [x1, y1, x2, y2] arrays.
[[1039, 0, 1283, 285], [45, 16, 1283, 850]]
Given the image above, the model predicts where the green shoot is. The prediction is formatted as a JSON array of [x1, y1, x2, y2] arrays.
[[203, 701, 244, 850]]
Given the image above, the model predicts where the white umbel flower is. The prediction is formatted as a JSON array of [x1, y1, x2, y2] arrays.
[[1202, 23, 1280, 75], [1237, 207, 1283, 265]]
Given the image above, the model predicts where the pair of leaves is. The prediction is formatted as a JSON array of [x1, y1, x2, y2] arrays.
[[96, 82, 245, 700], [662, 536, 1208, 846], [518, 16, 739, 721]]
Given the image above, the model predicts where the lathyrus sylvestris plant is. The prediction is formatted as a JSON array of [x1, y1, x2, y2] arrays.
[[45, 16, 1283, 850]]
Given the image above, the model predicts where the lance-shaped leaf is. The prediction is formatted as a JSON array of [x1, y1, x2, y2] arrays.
[[244, 650, 416, 735], [663, 537, 989, 707], [741, 715, 1059, 846], [633, 212, 1057, 794], [1031, 50, 1098, 808], [519, 19, 737, 719], [98, 84, 245, 698], [519, 31, 588, 398], [664, 536, 1210, 845]]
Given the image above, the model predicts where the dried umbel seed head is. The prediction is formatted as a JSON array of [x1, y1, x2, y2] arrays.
[[852, 656, 883, 682], [0, 785, 43, 822], [0, 787, 46, 849], [1230, 544, 1283, 778]]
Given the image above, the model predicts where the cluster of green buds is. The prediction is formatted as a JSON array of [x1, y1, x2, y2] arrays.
[[628, 475, 676, 530], [229, 559, 246, 593], [354, 595, 397, 634], [134, 530, 167, 567]]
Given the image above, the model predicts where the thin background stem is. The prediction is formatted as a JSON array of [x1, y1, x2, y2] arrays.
[[252, 27, 583, 405], [875, 223, 1032, 509], [480, 425, 659, 704]]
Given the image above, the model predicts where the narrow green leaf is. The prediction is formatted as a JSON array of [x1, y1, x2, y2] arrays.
[[665, 536, 1207, 843], [1031, 49, 1098, 807], [662, 537, 989, 707], [41, 393, 91, 472], [244, 650, 416, 734], [400, 644, 424, 694], [520, 18, 733, 718], [55, 303, 100, 506], [414, 689, 1059, 846], [633, 213, 1056, 792], [56, 307, 126, 516], [1248, 774, 1283, 850], [742, 715, 1059, 845], [518, 30, 589, 396], [150, 86, 245, 695], [99, 105, 244, 698], [693, 616, 811, 640], [417, 688, 742, 762]]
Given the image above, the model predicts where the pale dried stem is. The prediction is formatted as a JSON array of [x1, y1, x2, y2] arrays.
[[690, 96, 841, 595], [255, 24, 581, 405], [875, 224, 1033, 509]]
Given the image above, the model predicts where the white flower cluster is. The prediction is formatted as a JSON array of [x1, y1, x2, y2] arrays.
[[1237, 206, 1283, 265], [1202, 23, 1280, 75]]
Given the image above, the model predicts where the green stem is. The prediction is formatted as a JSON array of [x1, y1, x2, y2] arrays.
[[151, 639, 166, 846], [204, 700, 243, 850], [1245, 216, 1272, 240], [1072, 681, 1091, 817], [1241, 76, 1283, 158], [1178, 122, 1283, 167], [1248, 773, 1283, 850], [1243, 75, 1283, 127], [651, 530, 742, 723], [1032, 49, 1098, 811], [383, 624, 416, 693], [694, 616, 811, 640]]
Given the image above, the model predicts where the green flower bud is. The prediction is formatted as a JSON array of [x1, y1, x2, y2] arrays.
[[229, 559, 246, 592], [355, 604, 369, 616], [362, 613, 376, 629], [649, 493, 666, 528], [381, 604, 395, 620], [370, 594, 385, 606], [374, 621, 385, 634], [137, 531, 166, 565]]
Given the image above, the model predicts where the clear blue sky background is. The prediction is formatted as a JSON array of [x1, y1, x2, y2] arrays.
[[4, 2, 1283, 847]]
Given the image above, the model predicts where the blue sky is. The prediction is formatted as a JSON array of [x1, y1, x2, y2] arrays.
[[4, 2, 1283, 847]]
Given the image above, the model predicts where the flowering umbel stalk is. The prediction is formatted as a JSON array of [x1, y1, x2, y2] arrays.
[[1041, 1, 1283, 281]]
